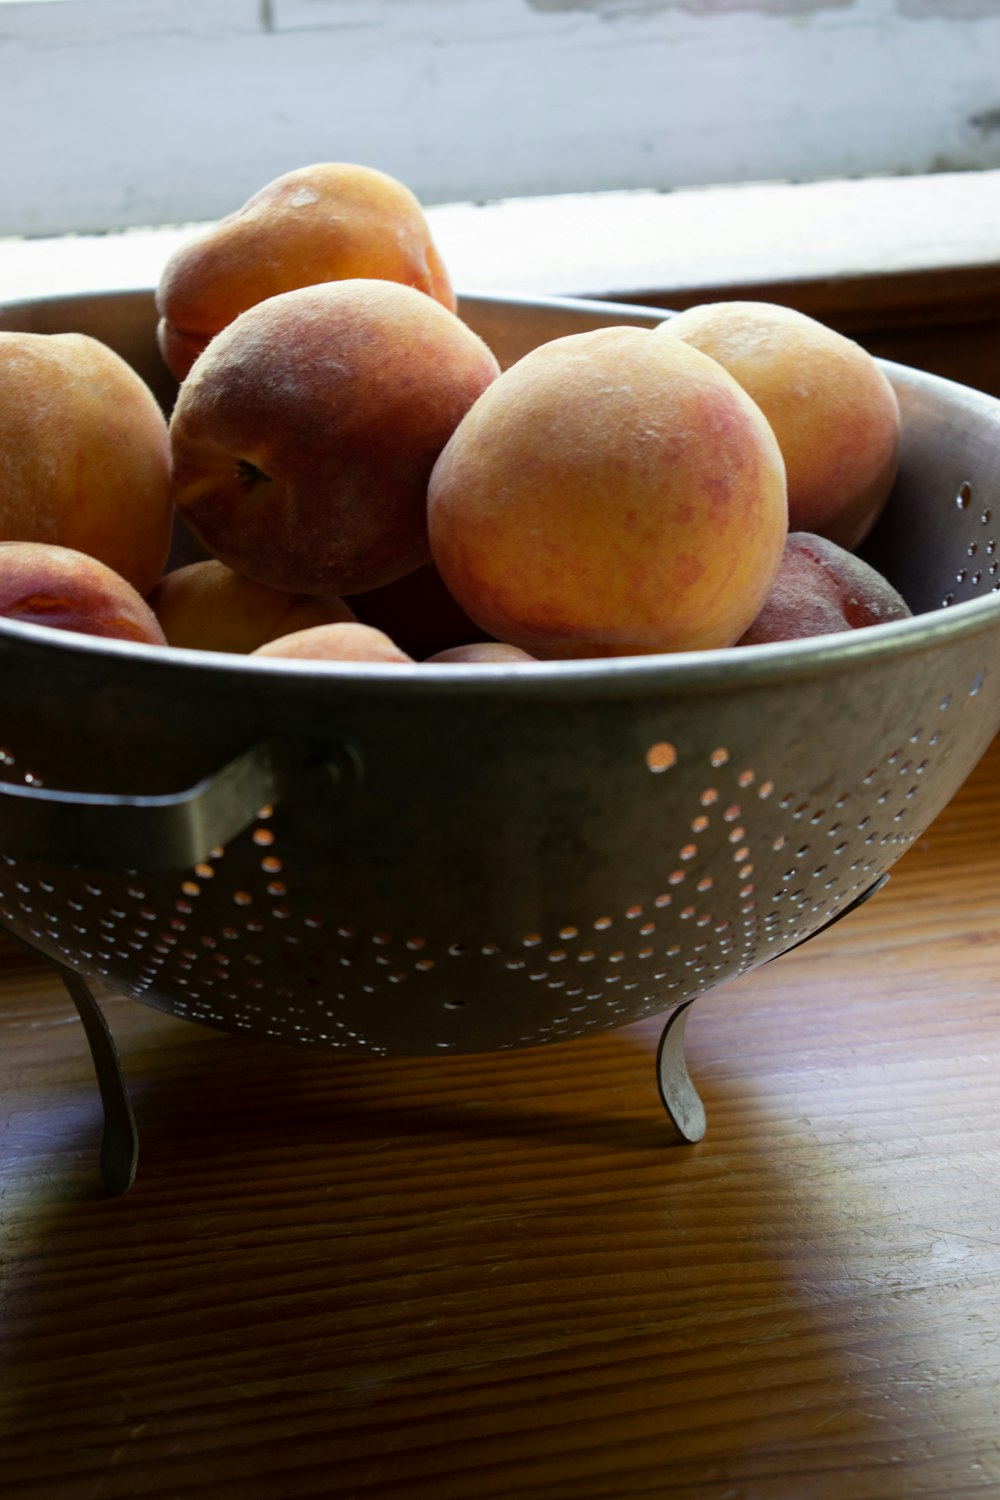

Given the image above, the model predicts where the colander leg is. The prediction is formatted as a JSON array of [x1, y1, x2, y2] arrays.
[[1, 924, 138, 1193], [655, 999, 707, 1143], [55, 962, 139, 1195]]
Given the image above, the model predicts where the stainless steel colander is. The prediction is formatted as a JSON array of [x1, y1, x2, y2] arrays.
[[3, 288, 1000, 1191]]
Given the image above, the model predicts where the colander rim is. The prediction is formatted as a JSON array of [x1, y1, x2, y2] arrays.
[[2, 587, 999, 702]]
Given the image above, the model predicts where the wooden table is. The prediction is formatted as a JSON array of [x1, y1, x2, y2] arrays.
[[2, 721, 999, 1497]]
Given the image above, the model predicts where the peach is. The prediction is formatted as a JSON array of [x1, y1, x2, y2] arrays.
[[0, 332, 173, 595], [251, 621, 413, 663], [156, 162, 456, 381], [737, 532, 911, 646], [346, 562, 485, 661], [427, 326, 788, 658], [148, 559, 356, 654], [169, 280, 500, 597], [659, 301, 900, 550], [0, 541, 166, 645], [425, 642, 537, 664]]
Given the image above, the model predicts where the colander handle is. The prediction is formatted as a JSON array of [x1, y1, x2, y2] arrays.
[[0, 739, 357, 871]]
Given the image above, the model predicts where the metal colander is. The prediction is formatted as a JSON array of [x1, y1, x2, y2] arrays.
[[2, 288, 1000, 1189]]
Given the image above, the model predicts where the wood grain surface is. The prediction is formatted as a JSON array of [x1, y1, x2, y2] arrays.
[[1, 718, 999, 1498]]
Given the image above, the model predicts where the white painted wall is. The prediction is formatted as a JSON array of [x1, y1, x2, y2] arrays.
[[2, 0, 1000, 237]]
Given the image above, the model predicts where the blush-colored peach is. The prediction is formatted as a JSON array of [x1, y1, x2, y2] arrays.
[[148, 559, 355, 654], [659, 301, 900, 550], [0, 331, 173, 596], [169, 280, 500, 597], [156, 162, 456, 381], [737, 532, 911, 645], [251, 621, 413, 663], [428, 326, 788, 658], [424, 642, 537, 664], [0, 541, 166, 645]]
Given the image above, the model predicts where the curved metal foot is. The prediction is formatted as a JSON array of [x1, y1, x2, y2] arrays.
[[56, 962, 139, 1195], [2, 924, 138, 1193], [655, 998, 706, 1143]]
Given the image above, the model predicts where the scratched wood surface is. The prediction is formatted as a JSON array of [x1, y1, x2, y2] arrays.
[[1, 719, 999, 1497]]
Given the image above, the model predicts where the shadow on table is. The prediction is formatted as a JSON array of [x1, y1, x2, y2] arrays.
[[0, 982, 943, 1499]]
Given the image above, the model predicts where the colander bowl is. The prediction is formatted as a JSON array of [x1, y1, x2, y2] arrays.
[[2, 288, 1000, 1188]]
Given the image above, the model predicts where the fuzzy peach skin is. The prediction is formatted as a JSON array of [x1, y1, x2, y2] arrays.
[[659, 302, 900, 551], [156, 162, 456, 381], [148, 559, 356, 654], [168, 280, 500, 597], [425, 642, 537, 664], [251, 622, 413, 663], [737, 532, 911, 646], [0, 541, 166, 645], [0, 332, 173, 595], [427, 326, 788, 658]]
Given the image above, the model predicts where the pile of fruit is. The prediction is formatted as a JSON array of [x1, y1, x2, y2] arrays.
[[0, 162, 912, 665]]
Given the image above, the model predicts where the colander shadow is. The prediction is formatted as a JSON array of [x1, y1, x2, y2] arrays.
[[1, 963, 959, 1500]]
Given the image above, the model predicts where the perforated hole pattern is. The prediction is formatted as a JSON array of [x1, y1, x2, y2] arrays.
[[0, 649, 991, 1055], [941, 481, 999, 608]]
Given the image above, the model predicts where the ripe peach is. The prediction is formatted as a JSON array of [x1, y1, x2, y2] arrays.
[[148, 559, 356, 654], [425, 642, 537, 664], [0, 542, 166, 645], [0, 332, 173, 596], [251, 622, 413, 663], [737, 532, 911, 646], [659, 301, 900, 550], [346, 563, 484, 661], [156, 162, 456, 381], [169, 280, 500, 597], [427, 326, 788, 658]]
